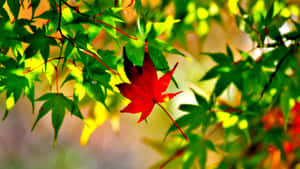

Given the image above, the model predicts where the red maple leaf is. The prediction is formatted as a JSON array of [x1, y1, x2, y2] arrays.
[[117, 48, 188, 141]]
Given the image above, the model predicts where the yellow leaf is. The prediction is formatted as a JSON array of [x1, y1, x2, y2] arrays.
[[74, 82, 86, 101], [197, 7, 209, 20], [228, 0, 240, 15], [80, 102, 108, 146], [6, 93, 15, 112], [223, 115, 239, 128], [238, 119, 248, 130]]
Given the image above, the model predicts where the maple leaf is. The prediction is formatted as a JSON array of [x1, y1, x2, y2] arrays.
[[32, 93, 83, 147], [117, 48, 188, 141]]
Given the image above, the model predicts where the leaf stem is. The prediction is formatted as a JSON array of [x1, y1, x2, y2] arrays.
[[93, 19, 138, 40], [202, 122, 222, 140], [157, 103, 189, 142], [127, 0, 135, 7], [62, 0, 138, 40], [159, 146, 187, 169], [53, 0, 59, 12], [53, 0, 120, 75], [115, 0, 134, 7], [52, 64, 60, 95], [260, 47, 293, 99], [79, 49, 120, 75], [23, 57, 64, 74]]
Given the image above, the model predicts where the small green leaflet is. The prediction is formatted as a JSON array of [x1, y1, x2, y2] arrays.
[[32, 93, 83, 146], [183, 134, 216, 169], [166, 90, 210, 137], [0, 55, 35, 120]]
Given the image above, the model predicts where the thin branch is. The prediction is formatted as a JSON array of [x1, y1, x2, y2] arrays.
[[260, 48, 293, 99], [157, 103, 189, 142], [159, 146, 187, 169], [79, 49, 120, 75], [23, 57, 65, 74], [93, 19, 138, 40], [53, 64, 60, 95], [54, 0, 120, 75], [115, 0, 135, 7], [68, 59, 83, 72], [128, 0, 135, 7], [62, 0, 138, 40], [202, 122, 222, 140]]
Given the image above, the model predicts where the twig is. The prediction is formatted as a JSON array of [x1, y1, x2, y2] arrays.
[[260, 48, 293, 99], [203, 122, 222, 140], [79, 49, 120, 75], [68, 59, 83, 72], [53, 0, 59, 13], [115, 0, 135, 7], [52, 64, 60, 95], [159, 147, 187, 169], [62, 0, 138, 40], [159, 121, 222, 169], [23, 57, 65, 74], [53, 0, 120, 75], [157, 103, 189, 142]]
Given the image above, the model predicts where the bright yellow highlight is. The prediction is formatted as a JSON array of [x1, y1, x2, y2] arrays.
[[62, 7, 74, 22], [197, 20, 209, 36], [238, 119, 248, 130], [80, 102, 108, 146], [290, 5, 300, 16], [25, 56, 43, 71], [289, 98, 296, 110], [274, 1, 285, 16], [197, 7, 209, 20], [163, 96, 170, 102], [186, 56, 193, 62], [252, 0, 265, 14], [25, 55, 55, 85], [184, 13, 196, 24], [74, 83, 86, 101], [223, 115, 239, 128], [228, 0, 239, 15], [154, 16, 180, 37], [6, 94, 15, 112], [217, 112, 246, 129], [216, 111, 230, 122], [68, 64, 83, 82], [187, 2, 196, 12], [209, 2, 219, 16], [270, 88, 277, 96], [281, 8, 291, 18]]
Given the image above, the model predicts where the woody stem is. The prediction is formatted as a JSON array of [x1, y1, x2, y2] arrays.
[[157, 103, 189, 142], [159, 146, 187, 169], [22, 57, 65, 74], [52, 64, 59, 95], [202, 122, 222, 140], [79, 49, 120, 75]]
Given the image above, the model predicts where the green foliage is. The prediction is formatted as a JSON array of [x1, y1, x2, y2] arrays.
[[32, 93, 83, 146], [0, 0, 300, 169]]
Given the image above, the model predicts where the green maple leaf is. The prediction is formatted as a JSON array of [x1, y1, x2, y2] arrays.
[[183, 135, 216, 169], [0, 54, 35, 120], [22, 28, 57, 61], [166, 90, 211, 137], [32, 93, 83, 146]]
